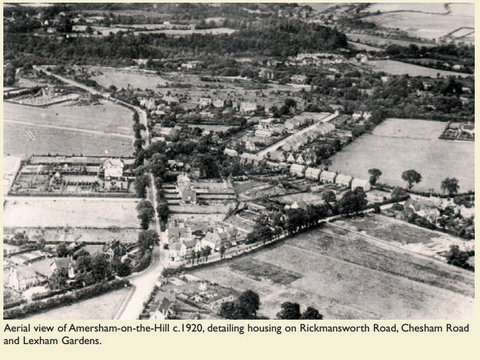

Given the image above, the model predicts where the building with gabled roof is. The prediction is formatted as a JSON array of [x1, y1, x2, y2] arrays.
[[351, 178, 371, 191], [305, 167, 322, 181], [290, 164, 306, 178], [335, 174, 353, 187], [320, 170, 337, 184]]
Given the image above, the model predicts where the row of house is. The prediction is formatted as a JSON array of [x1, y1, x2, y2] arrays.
[[290, 164, 371, 191]]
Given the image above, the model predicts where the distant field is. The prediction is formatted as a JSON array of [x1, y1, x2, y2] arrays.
[[4, 122, 133, 157], [91, 67, 168, 90], [329, 119, 474, 192], [347, 33, 435, 48], [24, 287, 132, 320], [3, 101, 134, 156], [3, 198, 140, 228], [4, 101, 133, 135], [368, 60, 471, 78], [364, 3, 474, 42], [192, 223, 474, 319], [4, 227, 139, 244]]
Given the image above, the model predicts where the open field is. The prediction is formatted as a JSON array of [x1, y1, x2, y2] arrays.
[[24, 287, 132, 320], [4, 122, 132, 157], [91, 67, 168, 90], [192, 223, 474, 319], [335, 214, 474, 258], [347, 33, 435, 48], [3, 197, 140, 228], [4, 227, 139, 244], [4, 101, 134, 135], [368, 60, 472, 78], [329, 119, 474, 192], [363, 3, 474, 42], [370, 118, 446, 139]]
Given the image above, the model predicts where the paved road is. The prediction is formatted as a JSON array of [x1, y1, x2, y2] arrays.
[[257, 112, 339, 158]]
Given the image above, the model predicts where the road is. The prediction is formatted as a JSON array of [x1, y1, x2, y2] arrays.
[[257, 112, 339, 158], [37, 66, 164, 319]]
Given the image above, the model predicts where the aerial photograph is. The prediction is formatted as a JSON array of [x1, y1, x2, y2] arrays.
[[3, 2, 474, 320]]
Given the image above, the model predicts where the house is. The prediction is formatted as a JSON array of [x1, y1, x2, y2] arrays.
[[320, 170, 337, 184], [305, 167, 322, 181], [50, 258, 75, 278], [290, 74, 308, 84], [258, 118, 276, 130], [212, 99, 225, 108], [258, 68, 275, 80], [269, 151, 286, 163], [296, 154, 306, 165], [240, 153, 260, 164], [290, 164, 306, 178], [351, 178, 371, 191], [7, 267, 43, 291], [335, 174, 353, 187], [352, 111, 363, 121], [166, 225, 193, 244], [224, 148, 238, 157], [245, 140, 257, 152], [202, 228, 236, 251], [404, 198, 441, 222], [177, 174, 197, 204], [240, 102, 257, 114], [103, 159, 124, 179], [255, 129, 275, 138], [287, 154, 296, 163], [199, 98, 212, 107], [151, 292, 176, 320]]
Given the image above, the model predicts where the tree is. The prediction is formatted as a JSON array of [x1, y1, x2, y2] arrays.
[[134, 174, 151, 198], [136, 200, 155, 229], [90, 253, 113, 282], [48, 268, 69, 290], [446, 245, 473, 271], [441, 177, 459, 197], [322, 190, 336, 204], [277, 302, 301, 319], [301, 306, 323, 319], [337, 188, 367, 214], [401, 169, 422, 190], [56, 243, 70, 258], [368, 168, 382, 186], [137, 229, 159, 256], [219, 290, 261, 319], [156, 201, 170, 223]]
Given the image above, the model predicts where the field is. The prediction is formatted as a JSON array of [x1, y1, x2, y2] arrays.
[[192, 223, 474, 319], [91, 67, 168, 90], [335, 214, 474, 258], [3, 197, 140, 228], [347, 33, 435, 48], [329, 118, 474, 192], [4, 101, 134, 135], [368, 60, 471, 78], [24, 287, 132, 320], [364, 3, 474, 42], [4, 101, 134, 156], [4, 227, 139, 244]]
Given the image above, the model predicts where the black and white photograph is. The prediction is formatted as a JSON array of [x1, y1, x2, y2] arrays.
[[3, 2, 475, 321]]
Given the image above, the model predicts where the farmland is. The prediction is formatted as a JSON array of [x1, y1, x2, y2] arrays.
[[24, 287, 132, 320], [192, 222, 474, 319], [3, 197, 140, 228], [4, 101, 134, 136], [363, 3, 474, 43], [329, 118, 474, 192], [90, 67, 168, 90], [3, 101, 134, 156], [368, 60, 471, 78]]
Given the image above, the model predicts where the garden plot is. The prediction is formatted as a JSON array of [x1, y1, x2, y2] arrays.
[[192, 223, 474, 319], [3, 197, 140, 228], [90, 67, 169, 90], [368, 60, 471, 78]]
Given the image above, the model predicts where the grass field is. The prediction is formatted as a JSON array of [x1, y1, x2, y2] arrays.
[[368, 60, 471, 78], [24, 287, 132, 320], [329, 119, 474, 192], [192, 223, 474, 319], [335, 214, 473, 259], [364, 3, 474, 42], [4, 101, 134, 156], [3, 198, 140, 228], [91, 67, 168, 90]]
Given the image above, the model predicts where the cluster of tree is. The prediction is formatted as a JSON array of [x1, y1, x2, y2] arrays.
[[4, 64, 16, 86], [136, 200, 155, 230], [383, 43, 474, 73], [276, 302, 323, 319], [219, 290, 261, 319], [5, 19, 347, 65], [446, 245, 474, 271]]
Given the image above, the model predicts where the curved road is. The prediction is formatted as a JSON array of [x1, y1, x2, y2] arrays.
[[36, 66, 164, 319]]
